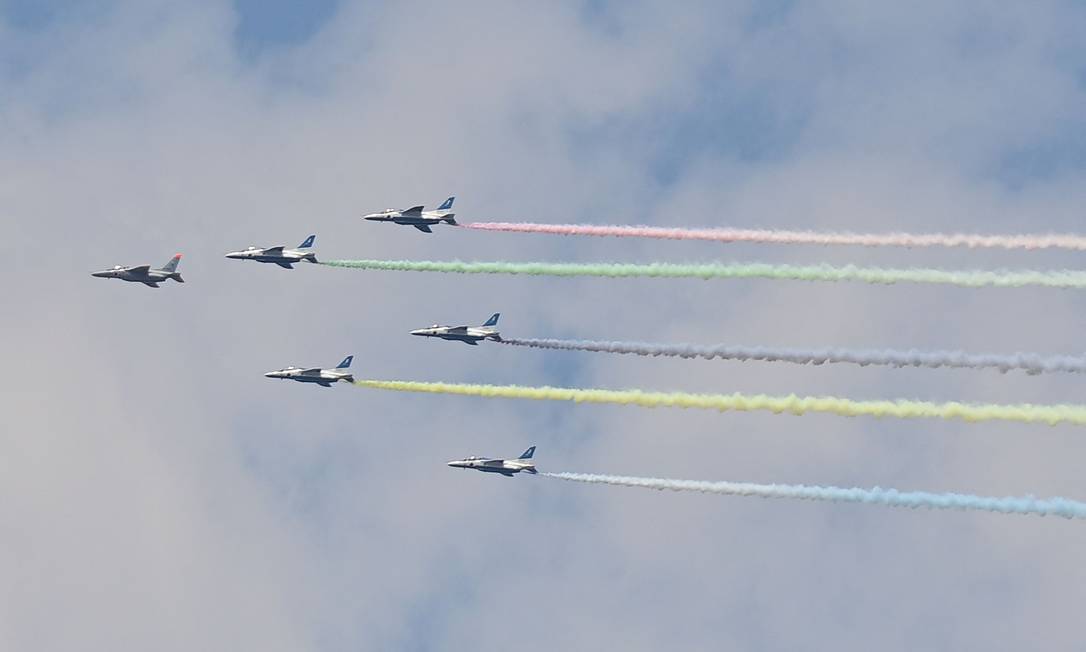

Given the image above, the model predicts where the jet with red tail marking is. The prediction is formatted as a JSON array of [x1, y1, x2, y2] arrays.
[[91, 254, 184, 288]]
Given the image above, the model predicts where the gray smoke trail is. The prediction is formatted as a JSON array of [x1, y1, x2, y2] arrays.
[[319, 259, 1086, 289], [498, 338, 1086, 375], [541, 473, 1086, 519]]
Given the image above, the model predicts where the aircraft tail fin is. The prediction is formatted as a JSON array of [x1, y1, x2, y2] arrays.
[[437, 196, 455, 211], [161, 254, 182, 273], [518, 446, 535, 460], [336, 355, 353, 369], [299, 235, 316, 249], [171, 273, 185, 283], [442, 215, 457, 225], [482, 313, 500, 328]]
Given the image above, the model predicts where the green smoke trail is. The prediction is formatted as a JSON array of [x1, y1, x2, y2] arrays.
[[321, 259, 1086, 289], [353, 380, 1086, 426]]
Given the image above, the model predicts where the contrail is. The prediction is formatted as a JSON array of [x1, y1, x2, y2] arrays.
[[461, 222, 1086, 252], [320, 259, 1086, 290], [353, 380, 1086, 426], [498, 338, 1086, 375], [540, 472, 1086, 519]]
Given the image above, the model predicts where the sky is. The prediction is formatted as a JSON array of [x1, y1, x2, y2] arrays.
[[2, 1, 1086, 649]]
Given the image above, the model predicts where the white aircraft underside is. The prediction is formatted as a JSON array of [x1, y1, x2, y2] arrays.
[[363, 197, 457, 233], [226, 236, 317, 268], [265, 356, 354, 387], [447, 447, 537, 476], [92, 255, 184, 288], [411, 314, 500, 344]]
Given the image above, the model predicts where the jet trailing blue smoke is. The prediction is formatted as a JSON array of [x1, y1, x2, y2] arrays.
[[541, 473, 1086, 519]]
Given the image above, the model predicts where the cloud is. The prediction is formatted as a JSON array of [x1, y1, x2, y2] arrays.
[[3, 1, 1086, 650]]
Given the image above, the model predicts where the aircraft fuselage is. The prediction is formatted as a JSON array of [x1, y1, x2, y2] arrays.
[[91, 268, 179, 287]]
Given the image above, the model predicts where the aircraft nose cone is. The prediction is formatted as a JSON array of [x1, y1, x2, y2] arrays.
[[225, 252, 243, 259], [91, 271, 109, 278], [264, 372, 277, 378], [410, 329, 426, 336]]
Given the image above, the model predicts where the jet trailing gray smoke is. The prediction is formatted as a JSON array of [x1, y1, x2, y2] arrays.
[[498, 338, 1086, 375]]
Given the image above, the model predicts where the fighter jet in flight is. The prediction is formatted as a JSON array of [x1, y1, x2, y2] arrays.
[[447, 446, 537, 477], [225, 235, 318, 268], [264, 355, 354, 387], [411, 313, 500, 345], [362, 196, 457, 233], [91, 254, 184, 288]]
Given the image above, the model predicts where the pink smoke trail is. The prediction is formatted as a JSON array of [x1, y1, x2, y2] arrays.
[[461, 222, 1086, 251]]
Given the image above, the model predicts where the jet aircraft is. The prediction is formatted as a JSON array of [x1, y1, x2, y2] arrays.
[[225, 235, 317, 268], [447, 446, 537, 477], [91, 254, 184, 288], [411, 313, 500, 345], [264, 355, 354, 387], [362, 196, 457, 233]]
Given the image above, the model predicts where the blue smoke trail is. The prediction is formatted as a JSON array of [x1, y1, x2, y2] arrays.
[[541, 473, 1086, 519]]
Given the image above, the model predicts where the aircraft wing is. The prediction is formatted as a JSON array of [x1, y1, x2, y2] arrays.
[[263, 246, 285, 254], [480, 459, 505, 467], [300, 368, 323, 375], [128, 265, 151, 274], [448, 326, 469, 333], [412, 224, 433, 233], [401, 205, 425, 216]]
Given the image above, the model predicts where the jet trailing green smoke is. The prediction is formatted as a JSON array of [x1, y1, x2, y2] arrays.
[[321, 259, 1086, 289]]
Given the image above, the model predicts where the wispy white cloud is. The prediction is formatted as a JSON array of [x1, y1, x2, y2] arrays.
[[3, 1, 1086, 650]]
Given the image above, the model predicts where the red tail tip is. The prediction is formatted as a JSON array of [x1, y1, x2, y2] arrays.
[[175, 253, 182, 258]]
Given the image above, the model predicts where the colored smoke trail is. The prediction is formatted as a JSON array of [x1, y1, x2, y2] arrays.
[[353, 380, 1086, 426], [498, 338, 1086, 375], [320, 259, 1086, 290], [461, 222, 1086, 252], [540, 472, 1086, 519]]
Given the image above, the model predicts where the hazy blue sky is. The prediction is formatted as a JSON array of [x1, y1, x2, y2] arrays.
[[3, 1, 1086, 650]]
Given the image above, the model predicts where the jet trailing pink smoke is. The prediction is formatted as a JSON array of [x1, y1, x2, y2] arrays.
[[461, 222, 1086, 251]]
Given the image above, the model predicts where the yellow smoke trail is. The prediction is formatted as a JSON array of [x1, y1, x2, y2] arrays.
[[353, 380, 1086, 426]]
